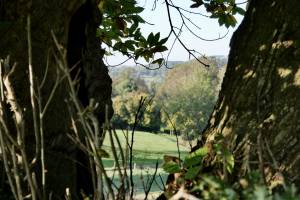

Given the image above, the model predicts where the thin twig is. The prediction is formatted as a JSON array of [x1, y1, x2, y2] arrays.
[[129, 96, 147, 199], [143, 161, 159, 200], [27, 15, 40, 163], [162, 107, 181, 167], [0, 128, 18, 200], [11, 146, 23, 200]]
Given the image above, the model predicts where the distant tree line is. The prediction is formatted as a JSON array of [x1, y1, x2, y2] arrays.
[[111, 57, 225, 140]]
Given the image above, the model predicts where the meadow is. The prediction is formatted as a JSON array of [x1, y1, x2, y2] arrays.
[[102, 130, 190, 199]]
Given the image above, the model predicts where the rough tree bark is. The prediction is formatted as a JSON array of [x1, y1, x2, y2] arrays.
[[0, 0, 112, 198], [198, 0, 300, 186]]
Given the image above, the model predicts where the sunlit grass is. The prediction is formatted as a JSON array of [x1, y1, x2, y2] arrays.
[[102, 130, 190, 197], [102, 130, 189, 167]]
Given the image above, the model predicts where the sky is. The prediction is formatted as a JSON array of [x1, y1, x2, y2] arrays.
[[105, 0, 245, 66]]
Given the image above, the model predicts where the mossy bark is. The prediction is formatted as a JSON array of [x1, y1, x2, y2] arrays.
[[199, 0, 300, 186], [0, 0, 112, 198]]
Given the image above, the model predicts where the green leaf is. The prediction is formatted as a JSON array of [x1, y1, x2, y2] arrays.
[[218, 15, 226, 26], [152, 58, 164, 65], [162, 161, 181, 174], [193, 146, 209, 157], [184, 147, 208, 168], [227, 15, 237, 27], [224, 150, 234, 173], [152, 46, 168, 53], [158, 37, 169, 45], [133, 6, 144, 13], [124, 40, 136, 51], [129, 22, 139, 34], [184, 166, 201, 180], [235, 7, 246, 15], [190, 3, 201, 8], [184, 155, 202, 168], [147, 33, 155, 46], [132, 15, 146, 24], [154, 32, 160, 44], [190, 0, 203, 8]]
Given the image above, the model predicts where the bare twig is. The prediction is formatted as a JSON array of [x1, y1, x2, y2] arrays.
[[129, 96, 147, 199], [0, 127, 18, 200], [27, 15, 40, 164], [164, 0, 209, 67], [143, 161, 159, 200], [11, 146, 23, 200], [162, 107, 181, 167]]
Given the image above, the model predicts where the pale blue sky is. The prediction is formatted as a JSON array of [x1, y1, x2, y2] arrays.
[[105, 0, 245, 66]]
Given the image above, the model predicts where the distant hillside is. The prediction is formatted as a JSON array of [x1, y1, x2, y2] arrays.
[[109, 56, 227, 85], [109, 60, 183, 81]]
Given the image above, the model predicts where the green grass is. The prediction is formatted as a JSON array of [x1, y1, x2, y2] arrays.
[[102, 130, 189, 167], [101, 130, 190, 197], [106, 168, 168, 199], [103, 130, 189, 152]]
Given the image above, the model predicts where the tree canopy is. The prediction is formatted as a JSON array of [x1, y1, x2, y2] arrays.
[[111, 57, 224, 138]]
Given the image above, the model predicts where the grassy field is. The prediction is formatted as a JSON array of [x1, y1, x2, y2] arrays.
[[101, 130, 190, 199], [102, 130, 190, 166]]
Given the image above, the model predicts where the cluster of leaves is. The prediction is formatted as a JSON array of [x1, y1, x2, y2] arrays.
[[97, 0, 246, 65], [162, 142, 231, 180], [190, 0, 246, 27], [98, 0, 168, 65], [162, 144, 300, 200]]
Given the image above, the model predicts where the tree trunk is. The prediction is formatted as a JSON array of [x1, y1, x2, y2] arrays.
[[198, 0, 300, 186], [0, 0, 112, 198]]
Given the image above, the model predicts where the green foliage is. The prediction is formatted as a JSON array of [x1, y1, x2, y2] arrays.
[[190, 0, 246, 28], [162, 161, 181, 174], [98, 0, 168, 65], [112, 68, 149, 97], [111, 57, 223, 136], [157, 58, 220, 140], [96, 0, 245, 63], [162, 144, 300, 200], [112, 91, 161, 131], [184, 147, 208, 168]]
